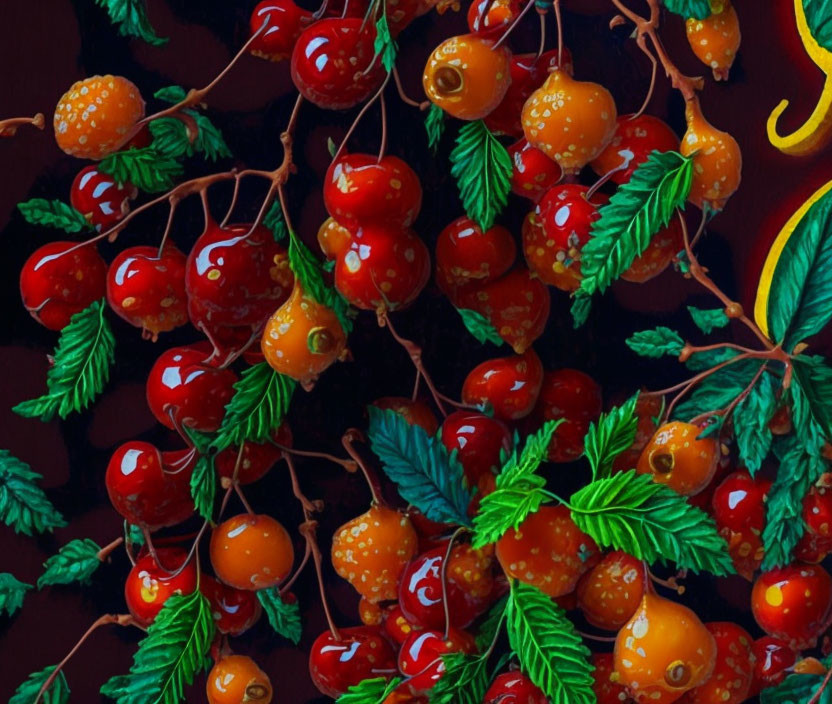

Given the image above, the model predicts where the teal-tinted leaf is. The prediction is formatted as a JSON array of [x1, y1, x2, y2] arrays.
[[425, 104, 446, 152], [94, 0, 168, 45], [10, 666, 70, 704], [0, 450, 66, 536], [373, 13, 397, 73], [189, 456, 216, 522], [0, 573, 32, 616], [687, 306, 730, 334], [456, 308, 504, 346], [803, 0, 832, 55], [734, 371, 778, 474], [571, 295, 592, 329], [662, 0, 711, 20], [673, 357, 762, 422], [263, 200, 288, 242], [99, 147, 183, 193], [625, 327, 684, 358], [38, 538, 102, 588], [154, 86, 188, 103], [18, 199, 92, 233]]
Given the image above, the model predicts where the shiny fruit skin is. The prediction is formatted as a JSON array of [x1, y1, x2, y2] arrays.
[[614, 593, 717, 704], [802, 485, 832, 551], [106, 245, 188, 339], [440, 410, 513, 490], [70, 165, 136, 231], [124, 548, 197, 627], [612, 394, 662, 472], [331, 505, 419, 603], [200, 575, 262, 636], [591, 114, 679, 185], [751, 564, 832, 649], [54, 75, 145, 159], [593, 653, 633, 704], [456, 268, 550, 354], [214, 425, 292, 485], [422, 34, 511, 121], [748, 637, 796, 695], [335, 226, 430, 311], [621, 217, 684, 284], [384, 603, 423, 644], [359, 597, 386, 626], [496, 505, 599, 597], [206, 655, 272, 704], [508, 138, 562, 202], [679, 98, 741, 211], [678, 622, 752, 704], [637, 422, 719, 496], [461, 348, 544, 421], [308, 626, 397, 697], [686, 1, 740, 81], [522, 70, 618, 174], [261, 281, 347, 385], [317, 217, 353, 260], [577, 551, 645, 631], [146, 344, 237, 433], [521, 211, 582, 292], [291, 18, 385, 110], [483, 671, 548, 704], [467, 0, 521, 33], [19, 241, 108, 331], [372, 397, 440, 434], [398, 628, 477, 693], [324, 153, 422, 229], [210, 514, 294, 590], [249, 0, 311, 62], [105, 441, 194, 529]]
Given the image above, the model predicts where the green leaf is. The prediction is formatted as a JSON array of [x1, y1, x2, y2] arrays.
[[94, 0, 168, 45], [154, 86, 188, 103], [571, 296, 592, 329], [625, 327, 684, 358], [263, 200, 288, 242], [425, 104, 446, 152], [189, 456, 216, 523], [148, 118, 191, 160], [13, 300, 116, 422], [759, 664, 832, 704], [662, 0, 712, 20], [584, 393, 639, 480], [38, 538, 102, 588], [18, 199, 92, 233], [99, 146, 184, 193], [456, 308, 505, 346], [684, 345, 739, 371], [0, 573, 32, 616], [187, 110, 232, 161], [337, 678, 402, 704], [257, 587, 302, 644], [505, 582, 595, 704], [569, 469, 734, 575], [450, 120, 512, 231], [103, 590, 214, 704], [0, 450, 65, 536], [212, 363, 296, 452], [367, 406, 473, 526], [472, 421, 561, 548], [579, 151, 693, 296], [803, 0, 832, 58], [10, 666, 70, 704], [100, 676, 131, 700], [734, 371, 778, 474], [687, 306, 730, 334], [792, 355, 832, 443], [429, 652, 491, 704], [126, 521, 145, 547], [373, 12, 397, 73]]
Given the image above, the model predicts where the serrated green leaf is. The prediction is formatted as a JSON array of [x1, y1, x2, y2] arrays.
[[126, 521, 145, 547], [506, 582, 595, 704], [373, 12, 397, 73], [154, 86, 188, 103], [625, 327, 684, 358], [673, 357, 763, 422], [687, 306, 730, 334], [0, 573, 32, 616], [430, 652, 491, 704], [189, 456, 215, 522], [14, 299, 116, 422], [18, 199, 92, 233], [450, 120, 512, 231], [425, 104, 446, 152], [148, 117, 191, 160], [456, 307, 505, 346], [187, 110, 232, 161], [584, 393, 639, 480], [38, 538, 102, 588], [10, 666, 70, 704], [0, 450, 65, 536], [662, 0, 711, 20], [337, 677, 402, 704], [94, 0, 168, 46], [792, 355, 832, 443], [683, 346, 739, 371], [257, 587, 302, 644], [759, 664, 832, 704], [734, 372, 778, 474], [569, 469, 734, 575], [368, 406, 473, 526], [571, 295, 592, 329], [263, 200, 288, 242], [99, 147, 183, 193]]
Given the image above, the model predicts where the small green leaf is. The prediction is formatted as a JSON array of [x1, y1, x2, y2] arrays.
[[373, 12, 397, 73], [10, 666, 70, 704], [425, 104, 446, 152], [662, 0, 712, 20], [154, 86, 188, 103], [327, 137, 337, 158], [337, 678, 402, 704], [189, 456, 216, 523], [456, 308, 504, 346], [148, 117, 191, 160], [38, 538, 102, 588], [0, 450, 66, 536], [187, 110, 232, 161], [625, 327, 685, 358], [94, 0, 167, 45], [18, 199, 92, 233], [759, 659, 832, 704], [792, 355, 832, 442], [99, 147, 184, 193], [257, 588, 302, 644], [0, 573, 32, 616], [430, 652, 491, 704], [263, 200, 289, 242], [687, 306, 730, 334], [584, 393, 640, 480], [571, 295, 592, 329], [734, 372, 778, 474]]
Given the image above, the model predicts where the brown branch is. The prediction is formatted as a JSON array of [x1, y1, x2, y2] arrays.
[[0, 113, 44, 137]]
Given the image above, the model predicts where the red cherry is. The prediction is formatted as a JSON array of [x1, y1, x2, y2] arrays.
[[185, 221, 293, 332], [591, 653, 633, 704], [467, 0, 522, 34], [397, 628, 476, 693], [20, 241, 107, 331], [803, 485, 832, 550], [712, 470, 771, 532], [621, 217, 684, 285], [384, 603, 423, 644], [291, 18, 386, 110], [324, 0, 371, 18], [70, 165, 136, 231], [335, 226, 430, 311], [308, 626, 397, 697], [124, 548, 197, 627], [748, 636, 796, 696], [200, 575, 262, 636], [215, 424, 292, 485], [483, 671, 547, 704], [590, 114, 679, 185], [679, 622, 753, 704], [249, 0, 312, 62], [461, 348, 544, 421], [323, 153, 422, 230], [577, 550, 645, 630], [440, 411, 512, 492], [105, 441, 194, 529], [537, 183, 607, 253], [508, 138, 562, 202], [106, 245, 188, 340], [372, 397, 440, 434]]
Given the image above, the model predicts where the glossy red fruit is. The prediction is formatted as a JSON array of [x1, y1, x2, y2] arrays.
[[324, 153, 422, 230], [483, 671, 547, 703], [751, 564, 832, 649], [20, 241, 108, 331], [678, 622, 753, 704], [372, 397, 440, 434], [124, 548, 197, 627], [200, 574, 262, 636], [508, 138, 562, 202], [185, 221, 293, 332], [308, 626, 397, 697], [591, 114, 679, 184], [107, 245, 188, 340], [398, 628, 476, 693], [803, 485, 832, 551], [461, 348, 544, 421], [384, 603, 423, 644], [612, 393, 662, 472], [577, 551, 645, 630], [70, 165, 136, 231], [335, 226, 430, 311], [214, 424, 292, 485], [291, 18, 385, 110], [249, 0, 312, 61], [621, 217, 683, 284], [105, 441, 194, 529], [748, 636, 796, 696], [467, 0, 522, 33], [592, 653, 633, 704], [440, 411, 512, 492]]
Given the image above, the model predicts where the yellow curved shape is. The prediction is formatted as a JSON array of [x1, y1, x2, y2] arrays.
[[754, 179, 832, 338], [767, 0, 832, 155]]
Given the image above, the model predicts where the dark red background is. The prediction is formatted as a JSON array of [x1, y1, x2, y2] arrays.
[[0, 1, 829, 702]]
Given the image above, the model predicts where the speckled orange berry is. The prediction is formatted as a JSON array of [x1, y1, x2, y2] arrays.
[[207, 655, 272, 704], [317, 217, 353, 260], [678, 622, 753, 704], [359, 596, 386, 625], [636, 422, 719, 496], [686, 0, 741, 81], [577, 551, 645, 631]]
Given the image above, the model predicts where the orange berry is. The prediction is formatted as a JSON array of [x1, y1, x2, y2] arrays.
[[636, 422, 719, 496], [621, 217, 684, 284], [53, 75, 145, 160], [210, 513, 294, 590], [678, 622, 753, 704], [359, 596, 386, 625], [317, 217, 353, 259], [371, 397, 440, 435], [423, 34, 511, 120], [496, 504, 599, 597], [261, 281, 347, 387], [577, 551, 645, 630], [679, 97, 741, 212], [206, 655, 272, 704], [685, 1, 741, 81], [331, 504, 419, 602], [522, 69, 617, 174], [612, 394, 662, 473], [614, 593, 717, 704]]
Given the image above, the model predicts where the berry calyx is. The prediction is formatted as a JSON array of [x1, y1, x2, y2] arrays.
[[461, 348, 544, 421], [577, 550, 645, 631], [748, 636, 796, 695], [206, 655, 272, 704], [248, 0, 312, 62], [308, 626, 397, 697], [685, 0, 741, 81], [70, 165, 136, 231], [124, 548, 197, 627], [637, 422, 719, 496]]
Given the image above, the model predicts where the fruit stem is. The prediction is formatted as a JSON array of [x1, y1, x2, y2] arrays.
[[0, 113, 44, 137], [576, 630, 618, 643], [96, 536, 124, 562], [333, 72, 392, 163], [493, 0, 536, 50], [283, 451, 326, 515], [234, 483, 256, 514], [536, 10, 546, 61], [271, 441, 357, 472], [220, 173, 243, 227], [646, 566, 686, 595], [340, 430, 385, 506], [378, 93, 388, 163], [553, 0, 563, 68], [280, 538, 312, 595], [299, 520, 342, 641], [392, 67, 429, 110], [441, 526, 466, 640]]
